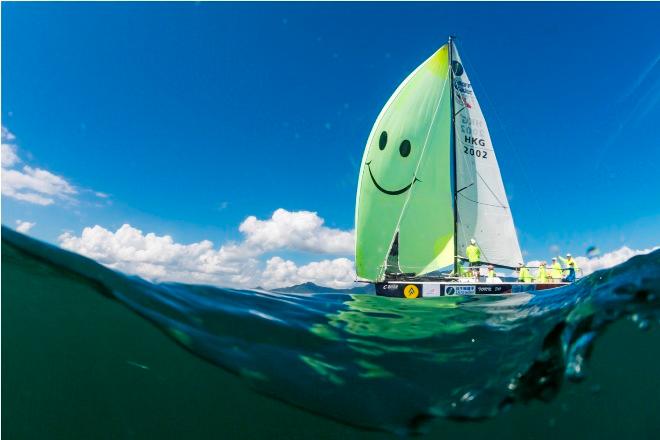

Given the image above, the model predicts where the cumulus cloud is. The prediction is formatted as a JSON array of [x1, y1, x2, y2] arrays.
[[58, 209, 357, 289], [1, 126, 77, 205], [261, 256, 355, 289], [576, 245, 659, 276], [1, 143, 20, 168], [526, 246, 658, 278], [239, 208, 354, 255], [15, 220, 36, 234]]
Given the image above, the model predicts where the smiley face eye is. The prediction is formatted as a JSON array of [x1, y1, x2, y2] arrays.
[[399, 140, 411, 157], [378, 131, 387, 150]]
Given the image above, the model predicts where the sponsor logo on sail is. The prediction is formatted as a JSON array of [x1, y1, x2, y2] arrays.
[[451, 60, 464, 76], [454, 80, 473, 95], [458, 93, 473, 109]]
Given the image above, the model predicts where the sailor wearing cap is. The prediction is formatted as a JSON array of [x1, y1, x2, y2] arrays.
[[465, 238, 481, 267], [558, 253, 579, 280]]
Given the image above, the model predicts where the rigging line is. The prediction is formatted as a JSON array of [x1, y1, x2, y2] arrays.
[[454, 141, 502, 268], [456, 142, 509, 209], [458, 192, 508, 208], [459, 49, 545, 220], [454, 202, 495, 267], [456, 183, 475, 193], [379, 66, 451, 279], [455, 139, 509, 266], [476, 170, 508, 208], [455, 138, 492, 264], [453, 155, 496, 265]]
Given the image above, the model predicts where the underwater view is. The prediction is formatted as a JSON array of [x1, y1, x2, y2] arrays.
[[3, 2, 660, 439], [3, 228, 660, 438]]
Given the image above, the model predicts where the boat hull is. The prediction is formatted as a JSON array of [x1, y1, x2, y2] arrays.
[[375, 281, 568, 298]]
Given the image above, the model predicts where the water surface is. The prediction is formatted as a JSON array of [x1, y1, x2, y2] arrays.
[[3, 227, 659, 438]]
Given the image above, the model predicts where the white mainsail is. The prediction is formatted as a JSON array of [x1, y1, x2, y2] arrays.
[[451, 44, 523, 268]]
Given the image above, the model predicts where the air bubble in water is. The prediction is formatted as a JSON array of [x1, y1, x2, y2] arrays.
[[460, 391, 476, 403]]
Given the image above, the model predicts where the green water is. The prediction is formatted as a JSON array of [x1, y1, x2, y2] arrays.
[[3, 231, 660, 439]]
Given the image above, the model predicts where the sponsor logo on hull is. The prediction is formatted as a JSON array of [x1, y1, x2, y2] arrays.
[[443, 285, 476, 296], [375, 283, 531, 298]]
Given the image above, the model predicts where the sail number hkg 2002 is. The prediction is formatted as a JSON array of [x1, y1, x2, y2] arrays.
[[463, 145, 488, 158], [462, 135, 488, 159]]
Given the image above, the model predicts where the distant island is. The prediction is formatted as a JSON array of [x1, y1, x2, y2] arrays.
[[270, 281, 375, 294]]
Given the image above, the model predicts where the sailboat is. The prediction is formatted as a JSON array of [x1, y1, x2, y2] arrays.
[[355, 37, 568, 298]]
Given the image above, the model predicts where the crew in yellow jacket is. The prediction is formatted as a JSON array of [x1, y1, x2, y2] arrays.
[[487, 265, 496, 279], [536, 261, 548, 282], [558, 253, 579, 278], [465, 238, 481, 267], [517, 263, 533, 283], [550, 257, 563, 282]]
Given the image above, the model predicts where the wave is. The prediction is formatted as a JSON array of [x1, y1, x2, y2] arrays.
[[2, 226, 659, 436]]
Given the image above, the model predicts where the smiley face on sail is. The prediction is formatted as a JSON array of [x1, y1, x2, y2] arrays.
[[356, 45, 455, 281], [365, 130, 419, 196]]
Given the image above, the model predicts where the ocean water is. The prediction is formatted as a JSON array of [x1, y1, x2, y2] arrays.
[[3, 226, 660, 439]]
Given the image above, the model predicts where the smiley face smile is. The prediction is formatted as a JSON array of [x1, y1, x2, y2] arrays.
[[366, 161, 420, 196]]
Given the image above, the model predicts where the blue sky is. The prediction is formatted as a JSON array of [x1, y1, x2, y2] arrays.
[[2, 2, 660, 285]]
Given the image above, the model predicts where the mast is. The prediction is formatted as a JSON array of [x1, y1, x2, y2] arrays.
[[448, 35, 459, 275]]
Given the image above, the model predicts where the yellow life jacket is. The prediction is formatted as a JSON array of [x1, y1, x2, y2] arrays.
[[551, 262, 562, 279], [465, 245, 481, 263], [559, 256, 579, 275], [518, 267, 532, 283], [536, 266, 547, 282]]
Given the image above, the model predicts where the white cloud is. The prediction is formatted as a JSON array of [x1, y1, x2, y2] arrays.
[[575, 245, 659, 276], [15, 220, 36, 234], [239, 208, 354, 255], [526, 246, 658, 278], [58, 209, 357, 289], [1, 126, 78, 205], [2, 126, 16, 142], [261, 256, 355, 289], [1, 143, 20, 168]]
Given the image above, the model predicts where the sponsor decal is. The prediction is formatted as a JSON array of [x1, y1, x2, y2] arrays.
[[476, 285, 509, 294], [451, 60, 464, 76], [444, 285, 476, 296], [457, 93, 473, 109], [424, 284, 441, 297], [454, 80, 473, 94], [403, 285, 420, 299]]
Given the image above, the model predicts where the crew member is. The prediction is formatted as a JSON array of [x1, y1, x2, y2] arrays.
[[517, 262, 532, 283], [487, 265, 496, 279], [550, 257, 562, 282], [559, 253, 580, 279], [486, 265, 502, 283], [536, 261, 548, 283], [465, 238, 481, 267]]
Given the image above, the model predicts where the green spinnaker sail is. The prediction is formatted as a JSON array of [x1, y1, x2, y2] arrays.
[[355, 45, 454, 281]]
